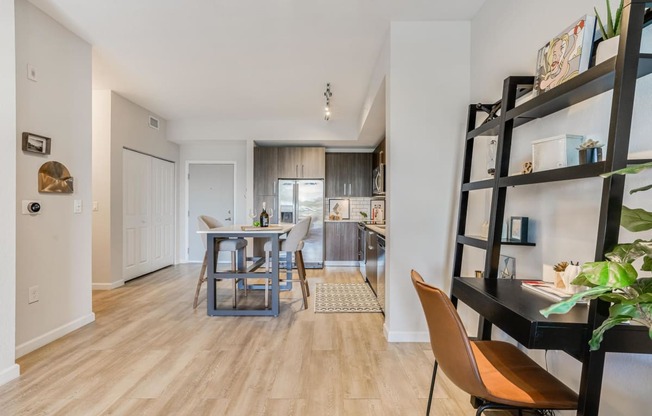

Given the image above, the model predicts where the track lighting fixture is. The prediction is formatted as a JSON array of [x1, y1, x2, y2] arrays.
[[324, 83, 332, 121]]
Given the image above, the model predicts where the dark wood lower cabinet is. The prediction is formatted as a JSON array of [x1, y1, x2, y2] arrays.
[[325, 222, 358, 261]]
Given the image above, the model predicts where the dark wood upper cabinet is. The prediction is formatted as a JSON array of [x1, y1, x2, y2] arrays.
[[254, 147, 278, 196], [325, 153, 372, 197], [277, 147, 325, 178]]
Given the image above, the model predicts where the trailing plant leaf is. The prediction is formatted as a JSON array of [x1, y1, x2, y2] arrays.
[[629, 278, 652, 295], [606, 242, 646, 263], [609, 303, 639, 318], [571, 273, 598, 287], [540, 287, 612, 317], [601, 161, 652, 177], [621, 293, 652, 305], [598, 292, 630, 303], [621, 206, 652, 232], [589, 316, 631, 350], [578, 261, 638, 288], [630, 183, 652, 194], [642, 255, 652, 272]]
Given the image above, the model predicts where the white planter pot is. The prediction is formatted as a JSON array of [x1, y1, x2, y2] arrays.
[[595, 35, 620, 65]]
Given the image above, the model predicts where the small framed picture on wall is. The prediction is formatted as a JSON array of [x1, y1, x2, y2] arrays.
[[22, 132, 51, 155], [509, 216, 529, 242]]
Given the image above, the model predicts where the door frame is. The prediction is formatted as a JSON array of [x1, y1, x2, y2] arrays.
[[185, 160, 237, 262]]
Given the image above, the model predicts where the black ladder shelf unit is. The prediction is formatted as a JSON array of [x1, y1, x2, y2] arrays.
[[450, 1, 652, 415]]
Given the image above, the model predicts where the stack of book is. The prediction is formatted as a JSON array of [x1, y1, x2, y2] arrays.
[[521, 280, 585, 302]]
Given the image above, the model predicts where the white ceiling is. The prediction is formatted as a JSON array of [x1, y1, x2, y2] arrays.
[[28, 0, 485, 147]]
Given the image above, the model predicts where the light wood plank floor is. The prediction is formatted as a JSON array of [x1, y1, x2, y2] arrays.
[[0, 265, 509, 415]]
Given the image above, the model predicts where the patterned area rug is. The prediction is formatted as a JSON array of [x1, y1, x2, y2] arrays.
[[314, 283, 382, 313]]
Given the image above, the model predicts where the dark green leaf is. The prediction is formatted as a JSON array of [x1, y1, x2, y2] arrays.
[[601, 161, 652, 177], [621, 206, 652, 232], [630, 278, 652, 294], [609, 303, 639, 318], [622, 293, 652, 304], [579, 261, 638, 288], [571, 273, 598, 287], [540, 287, 612, 317], [630, 183, 652, 194], [589, 316, 631, 350], [642, 255, 652, 272], [598, 293, 630, 303]]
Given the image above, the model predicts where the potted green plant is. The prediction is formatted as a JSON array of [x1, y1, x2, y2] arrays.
[[540, 161, 652, 350], [595, 0, 624, 64]]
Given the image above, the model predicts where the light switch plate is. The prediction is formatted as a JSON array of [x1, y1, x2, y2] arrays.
[[27, 64, 38, 82], [92, 201, 99, 211], [73, 199, 82, 214]]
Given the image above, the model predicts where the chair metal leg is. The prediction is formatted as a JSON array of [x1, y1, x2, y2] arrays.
[[427, 360, 438, 416], [193, 251, 208, 309], [475, 402, 525, 416], [264, 249, 271, 308], [295, 250, 308, 309]]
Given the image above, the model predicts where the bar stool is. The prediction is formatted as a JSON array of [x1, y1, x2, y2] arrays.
[[263, 217, 311, 309], [194, 215, 247, 309]]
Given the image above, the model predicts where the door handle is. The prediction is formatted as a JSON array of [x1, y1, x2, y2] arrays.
[[273, 180, 276, 195], [225, 217, 232, 221], [348, 183, 352, 195], [343, 184, 346, 195]]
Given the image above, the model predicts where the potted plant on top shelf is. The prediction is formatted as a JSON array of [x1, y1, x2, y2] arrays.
[[595, 0, 624, 64], [541, 161, 652, 350]]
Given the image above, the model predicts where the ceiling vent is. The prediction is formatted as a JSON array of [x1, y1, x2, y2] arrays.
[[148, 116, 159, 130]]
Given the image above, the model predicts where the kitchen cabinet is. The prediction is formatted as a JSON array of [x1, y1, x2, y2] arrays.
[[324, 222, 358, 261], [254, 147, 278, 196], [277, 147, 325, 178], [325, 153, 372, 197]]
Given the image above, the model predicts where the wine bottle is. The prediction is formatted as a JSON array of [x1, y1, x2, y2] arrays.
[[260, 202, 270, 227]]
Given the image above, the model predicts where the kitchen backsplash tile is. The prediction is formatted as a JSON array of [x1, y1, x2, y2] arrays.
[[324, 197, 385, 221]]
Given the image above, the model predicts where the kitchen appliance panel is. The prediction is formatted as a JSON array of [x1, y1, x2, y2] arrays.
[[366, 230, 378, 294], [373, 164, 385, 195], [277, 179, 324, 268], [377, 235, 385, 312], [357, 222, 367, 279]]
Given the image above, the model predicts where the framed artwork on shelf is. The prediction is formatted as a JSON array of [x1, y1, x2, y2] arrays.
[[22, 132, 51, 155], [329, 198, 350, 220], [533, 15, 596, 96], [509, 216, 529, 243]]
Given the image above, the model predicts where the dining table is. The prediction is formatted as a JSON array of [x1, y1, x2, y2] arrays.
[[197, 223, 293, 317]]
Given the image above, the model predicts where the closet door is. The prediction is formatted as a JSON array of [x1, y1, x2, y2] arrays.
[[123, 150, 152, 280], [150, 158, 175, 271], [123, 149, 175, 281]]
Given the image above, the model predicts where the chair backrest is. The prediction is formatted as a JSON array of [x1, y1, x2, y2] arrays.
[[410, 270, 489, 399], [197, 215, 224, 250], [283, 217, 311, 251]]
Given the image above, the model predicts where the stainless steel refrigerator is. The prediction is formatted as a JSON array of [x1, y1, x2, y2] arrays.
[[278, 179, 324, 268]]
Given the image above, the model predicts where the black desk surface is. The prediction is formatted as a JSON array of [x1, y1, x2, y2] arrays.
[[452, 277, 652, 356]]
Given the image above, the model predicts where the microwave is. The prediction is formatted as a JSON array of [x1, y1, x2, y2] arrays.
[[373, 165, 385, 195]]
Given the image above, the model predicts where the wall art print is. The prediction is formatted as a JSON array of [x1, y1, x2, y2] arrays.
[[533, 15, 596, 96]]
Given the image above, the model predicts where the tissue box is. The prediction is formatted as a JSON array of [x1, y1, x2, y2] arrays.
[[532, 134, 584, 172]]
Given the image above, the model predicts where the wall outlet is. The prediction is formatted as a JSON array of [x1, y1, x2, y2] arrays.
[[73, 199, 82, 214], [28, 285, 39, 304]]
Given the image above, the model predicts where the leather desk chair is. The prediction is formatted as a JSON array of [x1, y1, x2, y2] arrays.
[[411, 270, 578, 416]]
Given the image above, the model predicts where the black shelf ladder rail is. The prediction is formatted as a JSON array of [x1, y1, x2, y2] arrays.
[[450, 2, 650, 415]]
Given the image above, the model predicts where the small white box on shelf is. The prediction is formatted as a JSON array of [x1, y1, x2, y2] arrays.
[[531, 134, 584, 172]]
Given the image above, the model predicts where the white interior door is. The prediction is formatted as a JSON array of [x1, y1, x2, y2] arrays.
[[187, 163, 235, 262], [151, 158, 175, 271], [123, 149, 176, 281], [123, 150, 152, 280]]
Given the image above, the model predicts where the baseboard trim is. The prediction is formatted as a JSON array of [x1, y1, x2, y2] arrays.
[[385, 328, 429, 343], [324, 261, 360, 267], [16, 312, 96, 358], [92, 280, 124, 290], [0, 364, 20, 386]]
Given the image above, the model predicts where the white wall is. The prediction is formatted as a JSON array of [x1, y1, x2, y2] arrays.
[[469, 1, 652, 414], [177, 141, 249, 262], [92, 91, 180, 288], [385, 21, 470, 342], [14, 0, 94, 357], [0, 0, 19, 386]]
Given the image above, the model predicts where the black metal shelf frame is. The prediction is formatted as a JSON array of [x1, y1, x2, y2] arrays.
[[450, 2, 651, 415]]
